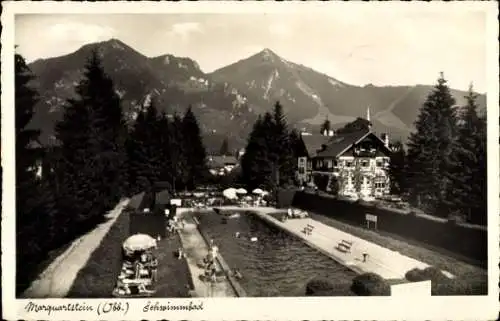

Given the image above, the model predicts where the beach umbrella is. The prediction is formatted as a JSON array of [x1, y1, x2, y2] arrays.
[[222, 188, 238, 200], [236, 188, 247, 194], [261, 190, 269, 196], [252, 188, 264, 195], [123, 234, 157, 255]]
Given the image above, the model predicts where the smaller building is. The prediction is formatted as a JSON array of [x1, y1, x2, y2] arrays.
[[207, 155, 239, 176], [27, 136, 61, 181]]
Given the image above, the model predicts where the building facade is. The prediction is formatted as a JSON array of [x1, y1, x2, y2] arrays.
[[207, 155, 238, 176], [297, 129, 393, 198]]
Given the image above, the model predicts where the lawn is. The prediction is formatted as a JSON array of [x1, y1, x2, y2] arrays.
[[152, 233, 194, 298], [67, 195, 194, 298], [67, 206, 132, 298], [308, 212, 488, 295]]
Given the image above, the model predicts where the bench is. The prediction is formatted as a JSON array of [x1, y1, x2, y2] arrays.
[[336, 240, 353, 253], [302, 224, 314, 236]]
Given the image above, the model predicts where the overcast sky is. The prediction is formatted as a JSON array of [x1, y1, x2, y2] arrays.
[[15, 10, 488, 92]]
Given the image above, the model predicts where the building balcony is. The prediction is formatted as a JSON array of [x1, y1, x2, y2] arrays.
[[312, 166, 339, 173]]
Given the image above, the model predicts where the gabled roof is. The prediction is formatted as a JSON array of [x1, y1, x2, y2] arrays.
[[315, 129, 392, 158], [316, 130, 370, 158], [300, 134, 331, 157], [207, 155, 238, 168]]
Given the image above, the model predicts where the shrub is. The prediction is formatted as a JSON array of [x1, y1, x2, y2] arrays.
[[350, 273, 390, 296], [305, 278, 353, 296], [313, 174, 329, 191], [305, 279, 335, 296], [405, 267, 486, 295], [405, 266, 448, 283]]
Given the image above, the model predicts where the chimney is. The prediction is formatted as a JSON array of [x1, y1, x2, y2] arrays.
[[328, 129, 334, 136]]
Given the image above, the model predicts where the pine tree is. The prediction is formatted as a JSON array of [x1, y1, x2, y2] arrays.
[[241, 115, 273, 189], [15, 52, 54, 294], [127, 100, 161, 194], [85, 51, 129, 206], [241, 101, 297, 191], [56, 50, 127, 226], [388, 141, 406, 195], [170, 114, 189, 192], [270, 101, 295, 186], [406, 73, 457, 215], [156, 111, 174, 185], [445, 84, 487, 224], [219, 137, 229, 156], [182, 106, 207, 190]]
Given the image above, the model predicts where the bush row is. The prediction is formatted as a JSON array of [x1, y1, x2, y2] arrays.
[[306, 273, 390, 296]]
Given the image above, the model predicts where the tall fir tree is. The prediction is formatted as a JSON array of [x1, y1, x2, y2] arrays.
[[241, 115, 273, 189], [170, 114, 189, 192], [388, 141, 406, 195], [15, 52, 56, 293], [445, 84, 487, 224], [270, 101, 295, 186], [406, 72, 457, 215], [127, 100, 162, 194], [219, 137, 230, 156], [85, 51, 129, 206], [55, 50, 127, 226], [241, 101, 297, 191], [156, 111, 174, 185], [182, 106, 207, 190]]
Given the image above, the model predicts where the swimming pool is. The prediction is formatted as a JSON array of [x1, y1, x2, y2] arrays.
[[194, 210, 356, 297]]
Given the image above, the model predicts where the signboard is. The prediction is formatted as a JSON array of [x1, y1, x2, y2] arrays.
[[365, 213, 378, 229]]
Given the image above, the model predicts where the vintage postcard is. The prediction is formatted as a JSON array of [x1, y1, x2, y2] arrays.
[[1, 1, 499, 320]]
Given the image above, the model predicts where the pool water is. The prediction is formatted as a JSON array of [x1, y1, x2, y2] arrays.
[[194, 210, 357, 297]]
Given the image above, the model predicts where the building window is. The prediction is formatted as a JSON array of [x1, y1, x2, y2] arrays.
[[346, 161, 353, 167], [360, 160, 370, 167], [298, 168, 305, 174], [376, 160, 383, 167], [375, 182, 385, 189]]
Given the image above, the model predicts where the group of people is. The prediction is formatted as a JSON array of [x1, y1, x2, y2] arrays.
[[202, 240, 219, 283], [167, 210, 186, 234], [113, 250, 158, 297]]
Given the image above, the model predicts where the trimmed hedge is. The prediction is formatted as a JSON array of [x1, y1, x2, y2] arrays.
[[405, 267, 487, 295], [292, 192, 487, 262], [277, 188, 298, 208], [350, 273, 390, 296], [305, 278, 354, 296]]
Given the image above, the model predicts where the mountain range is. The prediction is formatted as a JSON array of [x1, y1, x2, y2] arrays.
[[27, 38, 487, 153]]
